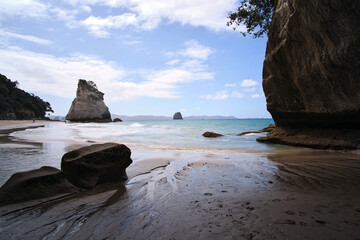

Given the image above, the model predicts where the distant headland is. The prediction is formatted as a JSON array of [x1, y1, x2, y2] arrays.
[[0, 74, 53, 120]]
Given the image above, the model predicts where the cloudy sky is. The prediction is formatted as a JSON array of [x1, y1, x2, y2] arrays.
[[0, 0, 270, 118]]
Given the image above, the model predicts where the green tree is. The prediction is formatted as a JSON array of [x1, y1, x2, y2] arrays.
[[0, 74, 53, 119], [227, 0, 276, 38]]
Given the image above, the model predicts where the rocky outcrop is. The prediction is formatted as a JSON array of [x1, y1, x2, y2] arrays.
[[61, 143, 132, 189], [238, 124, 275, 136], [202, 132, 223, 138], [113, 118, 122, 122], [0, 166, 78, 206], [66, 80, 112, 122], [260, 0, 360, 149], [173, 112, 183, 120], [257, 127, 360, 150]]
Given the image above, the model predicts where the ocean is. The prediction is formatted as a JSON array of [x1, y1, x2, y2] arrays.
[[0, 119, 285, 185], [10, 119, 278, 150]]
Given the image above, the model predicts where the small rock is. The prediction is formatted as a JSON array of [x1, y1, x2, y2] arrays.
[[202, 132, 223, 138], [173, 112, 183, 120]]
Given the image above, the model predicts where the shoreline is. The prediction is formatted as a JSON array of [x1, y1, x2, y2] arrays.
[[0, 121, 359, 239], [0, 120, 52, 128]]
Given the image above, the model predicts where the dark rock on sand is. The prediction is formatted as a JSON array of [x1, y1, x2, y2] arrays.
[[66, 79, 112, 122], [257, 127, 360, 150], [173, 112, 183, 120], [202, 131, 223, 138], [0, 166, 78, 206], [61, 143, 132, 189], [113, 118, 122, 122], [260, 0, 360, 149]]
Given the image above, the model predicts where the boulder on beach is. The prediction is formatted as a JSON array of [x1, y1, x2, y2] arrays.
[[66, 79, 112, 122], [202, 131, 223, 138], [0, 166, 78, 206], [259, 0, 360, 149], [113, 118, 122, 122], [173, 112, 183, 120], [61, 143, 132, 189]]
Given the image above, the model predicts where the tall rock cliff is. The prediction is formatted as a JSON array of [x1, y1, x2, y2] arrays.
[[66, 80, 112, 122], [258, 0, 360, 149]]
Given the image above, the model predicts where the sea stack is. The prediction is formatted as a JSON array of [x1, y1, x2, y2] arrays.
[[258, 0, 360, 149], [173, 112, 183, 120], [66, 79, 112, 122]]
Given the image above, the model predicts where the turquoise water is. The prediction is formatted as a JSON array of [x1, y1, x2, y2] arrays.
[[11, 119, 280, 152], [1, 118, 296, 186]]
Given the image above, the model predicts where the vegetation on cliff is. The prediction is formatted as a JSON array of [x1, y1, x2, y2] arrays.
[[227, 0, 276, 38], [0, 74, 53, 120]]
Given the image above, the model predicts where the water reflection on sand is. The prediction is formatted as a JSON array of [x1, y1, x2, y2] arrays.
[[0, 124, 359, 239]]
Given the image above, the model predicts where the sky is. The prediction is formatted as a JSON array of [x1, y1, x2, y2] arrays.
[[0, 0, 271, 118]]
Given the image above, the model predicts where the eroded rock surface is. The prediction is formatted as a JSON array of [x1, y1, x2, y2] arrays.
[[66, 80, 112, 122], [260, 0, 360, 149], [0, 166, 78, 206], [61, 143, 132, 189]]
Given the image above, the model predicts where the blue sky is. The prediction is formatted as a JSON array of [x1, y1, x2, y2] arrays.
[[0, 0, 271, 118]]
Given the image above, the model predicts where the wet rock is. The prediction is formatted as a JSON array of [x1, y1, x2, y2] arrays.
[[173, 112, 183, 120], [66, 79, 112, 122], [238, 124, 276, 136], [113, 118, 122, 122], [0, 166, 78, 206], [61, 143, 132, 189], [257, 127, 360, 150], [202, 132, 223, 138], [260, 124, 276, 132], [260, 0, 360, 149]]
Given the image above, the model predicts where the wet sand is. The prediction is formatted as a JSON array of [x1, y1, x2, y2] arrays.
[[0, 124, 360, 239], [0, 120, 50, 128]]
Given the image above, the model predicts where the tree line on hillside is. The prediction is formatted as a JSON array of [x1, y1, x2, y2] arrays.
[[0, 74, 53, 120]]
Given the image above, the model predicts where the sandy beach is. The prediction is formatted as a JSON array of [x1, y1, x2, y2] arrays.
[[0, 122, 359, 239], [0, 120, 51, 128]]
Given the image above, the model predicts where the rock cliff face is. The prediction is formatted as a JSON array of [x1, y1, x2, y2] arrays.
[[66, 80, 111, 122], [259, 0, 360, 149], [173, 112, 183, 120]]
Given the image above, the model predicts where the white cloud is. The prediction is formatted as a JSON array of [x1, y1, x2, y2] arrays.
[[0, 0, 239, 37], [166, 40, 214, 64], [240, 79, 258, 87], [0, 29, 53, 45], [178, 40, 214, 60], [231, 91, 244, 98], [225, 79, 259, 88], [130, 0, 237, 31], [0, 47, 125, 99], [82, 13, 138, 37], [0, 0, 48, 19], [166, 59, 181, 65], [0, 40, 214, 101], [251, 93, 262, 98], [243, 87, 257, 92], [75, 0, 237, 35], [224, 83, 236, 87], [201, 90, 229, 100], [123, 40, 142, 45]]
